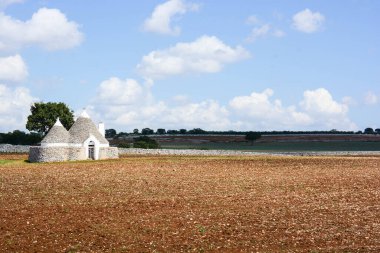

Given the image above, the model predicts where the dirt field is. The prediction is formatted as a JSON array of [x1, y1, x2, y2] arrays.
[[1, 154, 380, 252]]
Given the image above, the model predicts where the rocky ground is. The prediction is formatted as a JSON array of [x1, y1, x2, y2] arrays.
[[1, 155, 380, 252]]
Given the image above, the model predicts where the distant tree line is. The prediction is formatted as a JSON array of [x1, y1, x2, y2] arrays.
[[1, 126, 379, 145], [117, 136, 160, 149], [0, 131, 42, 145], [105, 127, 380, 139], [364, 128, 380, 135]]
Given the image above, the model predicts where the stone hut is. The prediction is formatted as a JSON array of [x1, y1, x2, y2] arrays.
[[29, 111, 118, 162]]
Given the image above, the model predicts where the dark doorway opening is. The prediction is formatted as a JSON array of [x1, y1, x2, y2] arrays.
[[88, 141, 95, 160]]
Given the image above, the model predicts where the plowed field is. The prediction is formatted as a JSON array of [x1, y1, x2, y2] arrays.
[[1, 155, 380, 252]]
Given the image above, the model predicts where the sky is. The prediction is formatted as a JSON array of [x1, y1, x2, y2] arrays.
[[0, 0, 379, 132]]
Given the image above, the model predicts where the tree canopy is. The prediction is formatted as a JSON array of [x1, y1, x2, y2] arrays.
[[133, 136, 160, 149], [156, 128, 166, 135], [26, 102, 75, 135], [105, 129, 117, 138], [245, 132, 262, 144], [141, 128, 154, 135], [364, 127, 375, 134], [0, 130, 42, 145]]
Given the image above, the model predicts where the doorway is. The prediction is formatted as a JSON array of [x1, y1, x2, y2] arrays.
[[88, 141, 95, 160]]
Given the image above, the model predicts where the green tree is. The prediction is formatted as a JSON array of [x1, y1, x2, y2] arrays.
[[188, 128, 206, 134], [133, 136, 160, 149], [375, 128, 380, 135], [133, 129, 139, 135], [141, 128, 154, 135], [105, 129, 117, 138], [0, 130, 42, 145], [364, 127, 375, 134], [167, 129, 179, 134], [245, 131, 262, 145], [26, 102, 74, 135], [156, 128, 166, 135]]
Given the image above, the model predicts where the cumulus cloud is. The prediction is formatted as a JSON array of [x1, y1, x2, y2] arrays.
[[172, 94, 190, 104], [229, 88, 355, 130], [95, 77, 146, 105], [0, 84, 38, 131], [292, 9, 325, 33], [90, 76, 356, 131], [0, 7, 84, 51], [90, 77, 232, 130], [137, 35, 250, 80], [300, 88, 348, 115], [300, 88, 355, 129], [143, 0, 199, 36], [364, 91, 378, 105], [0, 54, 28, 82], [229, 89, 313, 129], [159, 100, 231, 130]]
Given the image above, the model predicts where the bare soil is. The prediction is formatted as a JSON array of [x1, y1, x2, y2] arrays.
[[1, 155, 380, 252]]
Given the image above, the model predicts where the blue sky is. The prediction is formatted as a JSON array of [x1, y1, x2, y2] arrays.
[[0, 0, 379, 132]]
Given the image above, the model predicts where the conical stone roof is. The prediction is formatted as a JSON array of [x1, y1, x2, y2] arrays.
[[41, 118, 70, 144], [69, 112, 108, 144]]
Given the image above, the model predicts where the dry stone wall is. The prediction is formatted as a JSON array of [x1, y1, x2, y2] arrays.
[[29, 146, 70, 162], [99, 147, 118, 159], [0, 144, 30, 153], [118, 148, 380, 156], [68, 147, 87, 161], [1, 144, 118, 162], [2, 144, 380, 158]]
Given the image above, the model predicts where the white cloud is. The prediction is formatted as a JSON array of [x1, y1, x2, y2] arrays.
[[143, 0, 199, 36], [292, 9, 325, 33], [104, 100, 231, 131], [90, 77, 233, 131], [0, 7, 84, 51], [90, 76, 356, 131], [160, 100, 231, 130], [364, 91, 378, 105], [229, 89, 313, 129], [95, 77, 146, 105], [300, 88, 356, 129], [110, 99, 232, 130], [172, 94, 190, 104], [300, 88, 348, 115], [0, 54, 28, 82], [137, 35, 250, 80], [0, 84, 38, 131], [229, 88, 355, 130]]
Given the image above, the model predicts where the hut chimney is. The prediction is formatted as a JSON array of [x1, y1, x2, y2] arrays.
[[98, 122, 105, 137]]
